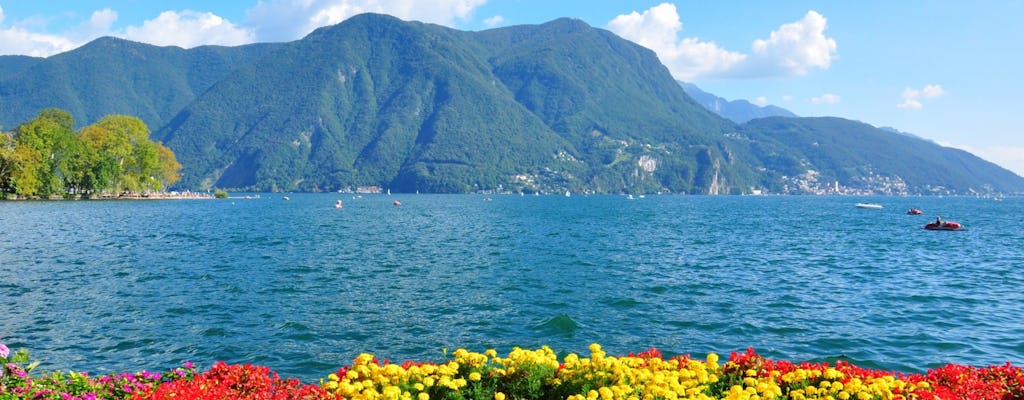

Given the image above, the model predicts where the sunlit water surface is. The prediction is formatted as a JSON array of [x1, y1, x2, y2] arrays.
[[1, 194, 1022, 381]]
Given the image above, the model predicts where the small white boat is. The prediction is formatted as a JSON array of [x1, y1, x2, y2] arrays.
[[855, 203, 883, 209]]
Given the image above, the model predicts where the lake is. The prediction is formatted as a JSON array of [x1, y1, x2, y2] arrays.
[[1, 194, 1022, 381]]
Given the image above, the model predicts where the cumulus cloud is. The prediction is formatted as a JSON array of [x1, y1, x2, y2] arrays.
[[747, 11, 836, 76], [483, 15, 504, 28], [607, 3, 745, 80], [123, 10, 254, 48], [811, 93, 841, 104], [245, 0, 487, 42], [0, 6, 252, 56], [0, 5, 79, 56], [607, 4, 837, 80], [753, 96, 769, 107], [897, 84, 946, 109]]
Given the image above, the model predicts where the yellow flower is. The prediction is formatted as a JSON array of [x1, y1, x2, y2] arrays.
[[469, 372, 482, 381], [418, 393, 429, 400], [706, 353, 719, 370], [494, 392, 506, 400]]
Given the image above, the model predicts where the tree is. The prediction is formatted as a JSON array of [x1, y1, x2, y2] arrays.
[[1, 110, 183, 198], [84, 114, 182, 194], [154, 143, 182, 189], [11, 109, 80, 197], [0, 131, 17, 196]]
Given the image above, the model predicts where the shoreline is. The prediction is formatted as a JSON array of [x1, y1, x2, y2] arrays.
[[1, 191, 216, 201]]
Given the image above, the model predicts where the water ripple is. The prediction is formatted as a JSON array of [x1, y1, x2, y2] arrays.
[[1, 195, 1022, 381]]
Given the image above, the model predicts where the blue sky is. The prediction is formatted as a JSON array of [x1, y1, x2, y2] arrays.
[[2, 1, 1022, 176]]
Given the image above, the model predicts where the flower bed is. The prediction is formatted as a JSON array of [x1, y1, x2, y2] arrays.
[[2, 340, 1022, 399]]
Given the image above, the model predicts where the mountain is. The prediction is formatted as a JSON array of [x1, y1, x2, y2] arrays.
[[680, 81, 797, 123], [740, 117, 1024, 194], [2, 14, 1022, 194], [0, 55, 42, 81], [0, 39, 282, 131], [153, 14, 748, 193]]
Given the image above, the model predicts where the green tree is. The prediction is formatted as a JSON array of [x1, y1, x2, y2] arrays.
[[86, 114, 181, 194], [0, 130, 17, 197], [78, 125, 115, 194], [11, 109, 81, 197]]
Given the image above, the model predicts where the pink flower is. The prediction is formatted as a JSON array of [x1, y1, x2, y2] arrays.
[[0, 341, 9, 358]]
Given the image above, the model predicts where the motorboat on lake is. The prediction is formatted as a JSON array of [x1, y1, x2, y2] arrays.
[[907, 208, 923, 215], [856, 203, 883, 209], [925, 220, 963, 230]]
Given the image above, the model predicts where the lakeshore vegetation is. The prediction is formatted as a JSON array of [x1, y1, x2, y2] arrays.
[[0, 108, 182, 199], [2, 340, 1022, 399]]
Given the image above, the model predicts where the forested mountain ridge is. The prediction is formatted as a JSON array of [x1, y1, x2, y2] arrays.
[[2, 13, 1022, 194], [0, 39, 282, 132], [0, 55, 42, 81], [152, 14, 751, 192]]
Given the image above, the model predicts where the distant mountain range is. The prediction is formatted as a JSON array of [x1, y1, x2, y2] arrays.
[[2, 13, 1022, 194], [679, 81, 798, 123]]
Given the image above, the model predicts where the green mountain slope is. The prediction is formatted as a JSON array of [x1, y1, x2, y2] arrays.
[[155, 14, 752, 193], [0, 38, 281, 131], [0, 55, 42, 81], [2, 14, 1021, 194], [740, 117, 1024, 194]]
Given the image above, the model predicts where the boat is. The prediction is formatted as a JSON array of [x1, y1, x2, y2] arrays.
[[907, 208, 923, 215], [925, 221, 963, 231], [855, 203, 883, 209], [335, 200, 343, 209]]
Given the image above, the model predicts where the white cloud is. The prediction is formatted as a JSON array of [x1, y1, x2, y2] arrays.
[[0, 5, 79, 56], [245, 0, 488, 42], [897, 84, 946, 109], [937, 141, 1024, 177], [753, 96, 769, 107], [0, 6, 252, 56], [747, 11, 836, 76], [981, 145, 1024, 177], [607, 4, 837, 80], [123, 10, 254, 48], [484, 15, 504, 28], [607, 3, 745, 80], [811, 93, 841, 104]]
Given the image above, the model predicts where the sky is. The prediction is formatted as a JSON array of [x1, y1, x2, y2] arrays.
[[2, 1, 1022, 176]]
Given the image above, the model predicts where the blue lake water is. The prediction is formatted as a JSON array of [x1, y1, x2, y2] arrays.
[[1, 194, 1022, 382]]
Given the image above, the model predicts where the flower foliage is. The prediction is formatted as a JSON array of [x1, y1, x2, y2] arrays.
[[322, 344, 1024, 400], [132, 361, 329, 400], [1, 339, 195, 400], [2, 338, 1024, 400]]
